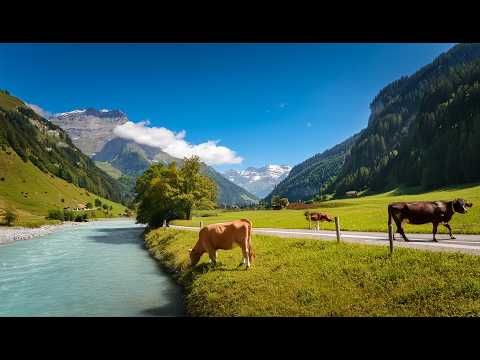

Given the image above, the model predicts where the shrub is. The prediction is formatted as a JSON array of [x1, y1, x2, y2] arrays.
[[47, 209, 64, 220], [4, 209, 17, 226], [63, 210, 75, 222], [74, 213, 88, 222], [95, 199, 102, 207], [86, 202, 93, 209]]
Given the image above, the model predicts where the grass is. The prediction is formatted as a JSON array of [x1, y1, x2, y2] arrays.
[[0, 147, 128, 227], [172, 183, 480, 234], [94, 161, 123, 179], [145, 228, 480, 316]]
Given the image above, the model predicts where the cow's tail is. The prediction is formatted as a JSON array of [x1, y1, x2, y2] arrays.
[[388, 204, 393, 226], [241, 218, 255, 262]]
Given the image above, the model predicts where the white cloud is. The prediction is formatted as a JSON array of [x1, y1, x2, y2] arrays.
[[27, 103, 52, 119], [113, 121, 243, 166]]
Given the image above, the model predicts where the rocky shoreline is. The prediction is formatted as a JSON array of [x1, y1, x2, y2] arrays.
[[0, 222, 87, 245]]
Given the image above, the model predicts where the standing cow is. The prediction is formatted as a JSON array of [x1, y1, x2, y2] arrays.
[[304, 210, 334, 230], [388, 198, 473, 242], [189, 219, 255, 269]]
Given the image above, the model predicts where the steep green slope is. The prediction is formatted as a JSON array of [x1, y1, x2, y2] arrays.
[[0, 146, 126, 225], [264, 134, 359, 202], [331, 43, 480, 193], [0, 91, 125, 203]]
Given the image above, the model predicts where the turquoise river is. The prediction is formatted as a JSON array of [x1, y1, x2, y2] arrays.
[[0, 219, 184, 316]]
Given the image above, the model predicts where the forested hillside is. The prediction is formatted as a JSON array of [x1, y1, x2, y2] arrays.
[[266, 43, 480, 202], [0, 90, 125, 203], [264, 134, 359, 202], [330, 43, 480, 193]]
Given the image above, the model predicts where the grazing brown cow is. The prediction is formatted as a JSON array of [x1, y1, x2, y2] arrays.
[[304, 211, 334, 230], [189, 219, 255, 269], [388, 198, 473, 242]]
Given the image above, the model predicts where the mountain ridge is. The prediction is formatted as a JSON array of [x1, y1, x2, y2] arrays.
[[50, 110, 258, 206]]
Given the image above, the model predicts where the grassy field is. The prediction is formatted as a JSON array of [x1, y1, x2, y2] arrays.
[[172, 183, 480, 234], [0, 147, 127, 227], [146, 228, 480, 316]]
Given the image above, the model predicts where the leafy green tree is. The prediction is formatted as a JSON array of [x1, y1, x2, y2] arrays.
[[86, 202, 93, 209], [279, 198, 289, 208], [94, 198, 102, 208], [135, 156, 217, 228]]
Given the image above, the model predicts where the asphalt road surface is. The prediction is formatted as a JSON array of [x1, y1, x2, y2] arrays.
[[170, 225, 480, 256]]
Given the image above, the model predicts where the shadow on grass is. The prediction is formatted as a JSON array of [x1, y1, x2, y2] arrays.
[[191, 261, 245, 274]]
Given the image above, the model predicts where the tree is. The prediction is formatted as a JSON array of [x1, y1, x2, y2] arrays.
[[86, 202, 93, 209], [94, 198, 102, 208], [135, 156, 217, 228], [4, 209, 17, 226], [279, 198, 289, 208]]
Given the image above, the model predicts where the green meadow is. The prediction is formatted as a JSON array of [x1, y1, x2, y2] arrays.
[[0, 147, 127, 227], [146, 228, 480, 316], [172, 183, 480, 234]]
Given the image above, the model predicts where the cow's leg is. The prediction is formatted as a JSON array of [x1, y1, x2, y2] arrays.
[[394, 216, 409, 242], [207, 248, 217, 266], [432, 222, 439, 242], [443, 223, 455, 239], [241, 243, 250, 270]]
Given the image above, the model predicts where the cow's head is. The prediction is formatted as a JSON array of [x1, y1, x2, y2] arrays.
[[304, 211, 310, 220], [189, 247, 202, 267], [453, 198, 472, 214]]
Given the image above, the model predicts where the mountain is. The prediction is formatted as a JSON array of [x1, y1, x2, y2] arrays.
[[93, 137, 178, 177], [223, 165, 292, 198], [50, 108, 128, 156], [50, 110, 258, 206], [0, 90, 127, 221], [329, 43, 480, 193], [92, 137, 258, 206], [267, 43, 480, 202], [264, 134, 359, 202]]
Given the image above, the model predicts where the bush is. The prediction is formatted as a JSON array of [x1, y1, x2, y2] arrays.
[[95, 199, 102, 207], [63, 210, 75, 222], [74, 213, 88, 222], [4, 209, 17, 226], [47, 209, 64, 220], [86, 202, 93, 209]]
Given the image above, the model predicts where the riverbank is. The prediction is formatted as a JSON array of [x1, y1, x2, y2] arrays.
[[0, 221, 88, 245], [145, 228, 480, 316]]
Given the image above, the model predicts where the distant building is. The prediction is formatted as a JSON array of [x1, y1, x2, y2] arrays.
[[345, 191, 358, 197]]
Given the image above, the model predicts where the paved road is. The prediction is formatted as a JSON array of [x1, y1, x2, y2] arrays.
[[170, 225, 480, 256]]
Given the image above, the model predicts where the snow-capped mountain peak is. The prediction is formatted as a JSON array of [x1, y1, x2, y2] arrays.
[[55, 109, 87, 117], [223, 164, 291, 198]]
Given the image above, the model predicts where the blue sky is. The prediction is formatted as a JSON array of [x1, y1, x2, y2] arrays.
[[0, 43, 454, 171]]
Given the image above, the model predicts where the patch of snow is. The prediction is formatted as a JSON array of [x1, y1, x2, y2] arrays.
[[55, 109, 86, 117]]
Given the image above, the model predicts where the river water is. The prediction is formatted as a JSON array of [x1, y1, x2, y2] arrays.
[[0, 219, 184, 316]]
